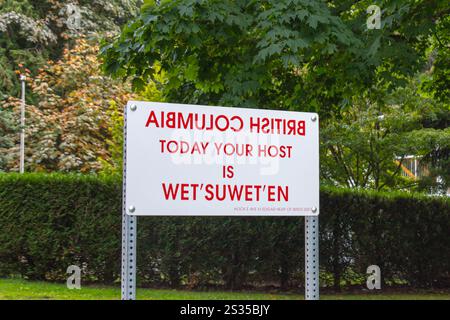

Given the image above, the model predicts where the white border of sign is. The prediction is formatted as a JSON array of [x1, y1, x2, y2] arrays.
[[125, 101, 319, 216], [121, 102, 319, 300]]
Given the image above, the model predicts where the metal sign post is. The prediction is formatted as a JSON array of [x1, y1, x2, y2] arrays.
[[121, 106, 136, 300], [121, 212, 136, 300], [121, 216, 319, 300], [305, 216, 319, 300]]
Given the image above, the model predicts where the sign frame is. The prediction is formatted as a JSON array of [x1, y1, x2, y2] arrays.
[[121, 102, 319, 300], [124, 101, 319, 217]]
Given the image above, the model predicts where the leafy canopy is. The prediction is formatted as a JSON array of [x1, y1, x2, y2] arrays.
[[1, 38, 133, 173], [101, 0, 447, 116], [321, 80, 450, 192], [0, 0, 141, 99]]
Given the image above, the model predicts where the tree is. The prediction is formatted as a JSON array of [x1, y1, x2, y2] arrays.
[[1, 38, 133, 172], [0, 101, 17, 171], [100, 0, 449, 192], [101, 0, 448, 117], [99, 63, 166, 176], [0, 1, 141, 172], [0, 0, 141, 99], [320, 80, 450, 192]]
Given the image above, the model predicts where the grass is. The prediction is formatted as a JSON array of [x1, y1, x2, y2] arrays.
[[0, 278, 449, 300]]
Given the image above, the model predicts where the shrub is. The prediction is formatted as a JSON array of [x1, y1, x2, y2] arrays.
[[0, 173, 448, 289], [0, 173, 121, 282]]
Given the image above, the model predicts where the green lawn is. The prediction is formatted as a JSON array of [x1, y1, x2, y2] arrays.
[[0, 278, 448, 300]]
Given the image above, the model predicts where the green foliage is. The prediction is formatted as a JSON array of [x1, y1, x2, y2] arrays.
[[422, 51, 450, 103], [102, 0, 357, 112], [0, 173, 448, 289], [101, 0, 446, 117], [320, 81, 450, 193], [0, 38, 133, 173], [0, 0, 141, 98], [138, 62, 166, 102], [98, 65, 165, 177], [0, 106, 17, 170], [420, 14, 450, 103], [0, 1, 139, 173], [98, 101, 125, 177], [414, 128, 450, 194], [4, 278, 449, 300], [0, 173, 122, 282], [320, 186, 450, 288]]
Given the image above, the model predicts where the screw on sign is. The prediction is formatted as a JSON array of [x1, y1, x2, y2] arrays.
[[121, 101, 320, 300]]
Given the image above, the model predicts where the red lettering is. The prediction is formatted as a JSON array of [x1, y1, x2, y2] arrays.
[[166, 112, 175, 128], [228, 185, 243, 200], [230, 116, 243, 132], [162, 183, 179, 200], [145, 110, 159, 127], [279, 185, 289, 201], [298, 120, 305, 136]]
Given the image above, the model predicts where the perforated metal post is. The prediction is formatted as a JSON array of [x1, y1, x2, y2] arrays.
[[305, 216, 319, 300], [121, 211, 137, 299], [121, 104, 137, 300]]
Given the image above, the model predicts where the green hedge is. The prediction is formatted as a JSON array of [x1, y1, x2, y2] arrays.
[[0, 173, 449, 289]]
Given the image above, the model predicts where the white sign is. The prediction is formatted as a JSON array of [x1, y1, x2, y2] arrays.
[[124, 101, 319, 216]]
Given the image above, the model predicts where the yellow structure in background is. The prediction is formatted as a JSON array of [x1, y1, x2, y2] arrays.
[[396, 160, 417, 180], [397, 156, 425, 180]]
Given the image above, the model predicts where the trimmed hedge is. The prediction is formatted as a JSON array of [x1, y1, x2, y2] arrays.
[[0, 173, 449, 289]]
